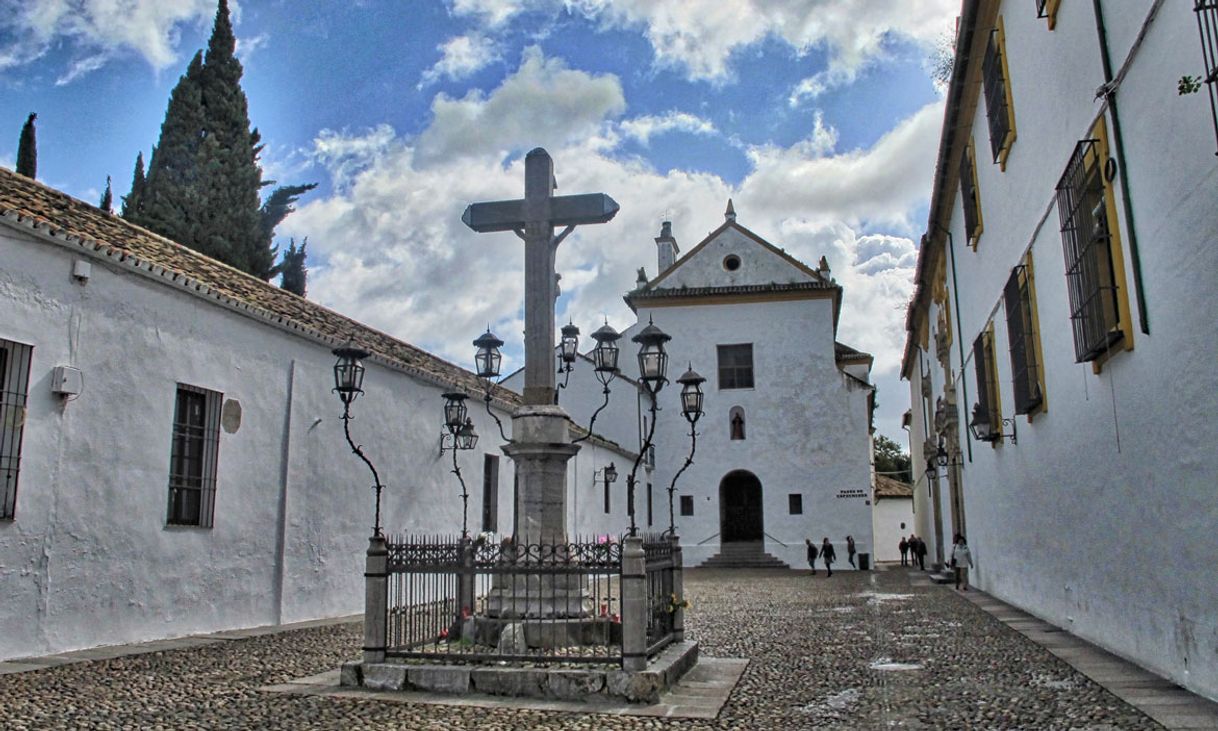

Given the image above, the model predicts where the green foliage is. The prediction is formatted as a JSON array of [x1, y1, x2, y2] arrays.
[[278, 238, 308, 297], [121, 152, 146, 219], [1179, 75, 1203, 95], [134, 1, 313, 279], [16, 113, 37, 178], [874, 434, 912, 483], [99, 176, 112, 212]]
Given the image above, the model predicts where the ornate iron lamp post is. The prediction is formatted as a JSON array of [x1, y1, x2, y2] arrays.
[[332, 345, 386, 538], [572, 321, 622, 445], [968, 401, 1017, 444], [666, 365, 705, 533], [556, 321, 580, 397], [473, 328, 511, 442], [626, 318, 670, 536], [440, 392, 478, 537]]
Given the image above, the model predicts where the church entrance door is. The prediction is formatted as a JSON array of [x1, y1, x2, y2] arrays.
[[719, 471, 763, 543]]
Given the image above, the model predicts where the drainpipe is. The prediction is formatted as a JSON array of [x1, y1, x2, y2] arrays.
[[1092, 0, 1150, 335]]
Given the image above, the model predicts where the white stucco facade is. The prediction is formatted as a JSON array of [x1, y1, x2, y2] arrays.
[[903, 1, 1218, 701]]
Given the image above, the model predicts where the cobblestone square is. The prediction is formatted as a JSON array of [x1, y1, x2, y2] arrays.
[[0, 568, 1167, 730]]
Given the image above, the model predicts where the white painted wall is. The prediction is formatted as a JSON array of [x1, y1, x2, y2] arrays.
[[0, 223, 642, 661], [872, 497, 915, 563], [906, 1, 1218, 701]]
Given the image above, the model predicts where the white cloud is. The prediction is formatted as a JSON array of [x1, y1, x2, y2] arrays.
[[0, 0, 219, 76], [619, 111, 716, 146], [236, 32, 269, 65], [414, 46, 626, 165], [419, 32, 500, 88]]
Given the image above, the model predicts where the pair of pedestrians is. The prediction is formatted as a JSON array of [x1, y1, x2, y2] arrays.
[[805, 537, 838, 577]]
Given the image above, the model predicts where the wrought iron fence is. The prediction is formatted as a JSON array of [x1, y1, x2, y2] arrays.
[[642, 533, 676, 656], [383, 534, 625, 665]]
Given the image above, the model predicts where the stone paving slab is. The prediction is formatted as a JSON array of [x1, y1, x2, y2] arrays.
[[959, 585, 1218, 731], [259, 656, 748, 719]]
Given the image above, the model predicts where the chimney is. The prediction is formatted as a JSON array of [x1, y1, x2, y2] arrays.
[[655, 220, 679, 273]]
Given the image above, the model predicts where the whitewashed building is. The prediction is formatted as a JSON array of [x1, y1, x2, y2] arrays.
[[871, 475, 914, 564], [0, 167, 635, 661], [618, 208, 876, 569], [902, 1, 1218, 701]]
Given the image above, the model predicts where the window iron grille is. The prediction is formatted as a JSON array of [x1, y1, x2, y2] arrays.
[[1004, 265, 1043, 414], [983, 29, 1013, 163], [167, 384, 221, 527], [0, 339, 33, 520], [1056, 139, 1123, 362], [972, 331, 998, 441], [1196, 0, 1218, 154], [717, 344, 754, 389], [960, 145, 981, 243]]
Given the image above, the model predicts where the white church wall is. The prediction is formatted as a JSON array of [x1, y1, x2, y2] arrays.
[[913, 2, 1218, 701], [872, 498, 915, 563], [654, 226, 819, 290], [0, 226, 517, 660], [634, 297, 873, 569]]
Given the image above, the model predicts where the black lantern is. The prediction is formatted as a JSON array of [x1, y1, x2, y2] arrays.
[[968, 401, 993, 442], [676, 365, 706, 422], [443, 392, 469, 431], [559, 321, 580, 365], [936, 443, 950, 467], [590, 322, 621, 382], [632, 318, 671, 394], [332, 346, 371, 404], [456, 418, 479, 450], [473, 328, 504, 379], [605, 462, 618, 484]]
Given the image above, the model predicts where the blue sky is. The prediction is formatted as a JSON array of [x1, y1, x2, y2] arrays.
[[1, 0, 959, 445]]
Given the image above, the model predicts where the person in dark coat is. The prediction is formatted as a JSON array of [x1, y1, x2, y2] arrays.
[[898, 537, 909, 566], [915, 535, 928, 570], [805, 538, 818, 576], [821, 537, 837, 577], [846, 535, 856, 568]]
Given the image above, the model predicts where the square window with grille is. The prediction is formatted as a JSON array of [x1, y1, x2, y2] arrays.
[[481, 454, 499, 532], [1193, 1, 1218, 153], [788, 493, 803, 515], [1004, 263, 1045, 415], [1056, 136, 1126, 363], [973, 327, 1001, 441], [1, 339, 34, 520], [717, 344, 754, 389], [983, 21, 1017, 166], [960, 142, 983, 247], [679, 495, 694, 516], [166, 384, 221, 527]]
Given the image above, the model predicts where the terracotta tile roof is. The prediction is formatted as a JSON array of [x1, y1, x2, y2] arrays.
[[0, 166, 519, 407], [874, 474, 913, 499]]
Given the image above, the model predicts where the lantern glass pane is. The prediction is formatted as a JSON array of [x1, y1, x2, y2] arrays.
[[445, 399, 467, 429], [594, 342, 619, 371], [638, 345, 667, 381]]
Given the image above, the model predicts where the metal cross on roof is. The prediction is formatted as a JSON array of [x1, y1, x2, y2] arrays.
[[462, 148, 620, 405]]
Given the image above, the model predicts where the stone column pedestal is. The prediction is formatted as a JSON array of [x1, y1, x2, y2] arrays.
[[670, 534, 685, 643], [621, 535, 647, 671], [363, 535, 388, 663]]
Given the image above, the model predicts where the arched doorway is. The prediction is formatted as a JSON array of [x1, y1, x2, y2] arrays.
[[719, 470, 763, 543]]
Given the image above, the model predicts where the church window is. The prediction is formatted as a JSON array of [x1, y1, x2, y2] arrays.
[[481, 454, 499, 532], [0, 338, 33, 520], [1004, 258, 1046, 416], [972, 324, 1002, 445], [679, 495, 694, 516], [722, 254, 741, 271], [1055, 119, 1132, 367], [983, 18, 1017, 168], [717, 344, 754, 389], [729, 407, 746, 440], [166, 384, 222, 527], [788, 494, 803, 515], [960, 140, 983, 249]]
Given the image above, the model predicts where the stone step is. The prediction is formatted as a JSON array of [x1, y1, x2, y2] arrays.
[[699, 548, 790, 569]]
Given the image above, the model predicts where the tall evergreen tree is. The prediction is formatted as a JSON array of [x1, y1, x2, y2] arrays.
[[16, 113, 37, 178], [121, 152, 146, 219], [279, 238, 308, 297], [255, 183, 318, 279], [99, 176, 113, 212]]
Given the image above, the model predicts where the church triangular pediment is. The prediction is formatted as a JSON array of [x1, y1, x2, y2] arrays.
[[643, 220, 828, 292]]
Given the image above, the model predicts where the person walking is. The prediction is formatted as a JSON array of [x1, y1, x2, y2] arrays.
[[821, 537, 837, 577], [950, 534, 974, 590], [898, 536, 909, 566], [846, 535, 856, 568], [805, 538, 818, 576], [915, 535, 928, 570]]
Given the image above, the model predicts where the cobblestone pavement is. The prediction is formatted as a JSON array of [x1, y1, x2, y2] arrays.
[[0, 569, 1164, 730]]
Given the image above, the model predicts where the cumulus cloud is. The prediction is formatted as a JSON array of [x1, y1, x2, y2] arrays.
[[620, 111, 717, 146], [414, 46, 625, 165], [419, 32, 500, 87], [0, 0, 218, 77]]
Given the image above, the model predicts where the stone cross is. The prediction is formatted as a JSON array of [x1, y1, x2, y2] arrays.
[[462, 148, 619, 405]]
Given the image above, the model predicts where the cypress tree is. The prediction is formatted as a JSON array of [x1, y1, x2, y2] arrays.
[[255, 183, 318, 279], [138, 52, 208, 251], [279, 238, 308, 297], [99, 176, 113, 212], [121, 152, 146, 219], [16, 113, 37, 178]]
